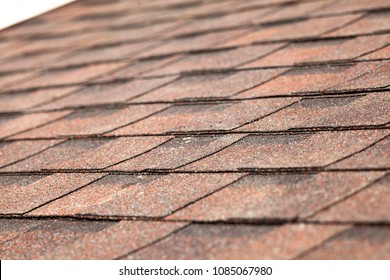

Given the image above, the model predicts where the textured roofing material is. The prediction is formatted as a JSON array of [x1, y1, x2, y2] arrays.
[[0, 0, 389, 260]]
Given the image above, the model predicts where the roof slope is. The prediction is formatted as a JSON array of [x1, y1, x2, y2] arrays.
[[0, 0, 389, 260]]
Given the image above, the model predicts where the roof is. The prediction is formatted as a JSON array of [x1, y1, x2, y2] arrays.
[[0, 0, 389, 260]]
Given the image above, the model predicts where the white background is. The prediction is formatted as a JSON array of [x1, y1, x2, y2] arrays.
[[2, 260, 390, 280], [0, 0, 75, 30]]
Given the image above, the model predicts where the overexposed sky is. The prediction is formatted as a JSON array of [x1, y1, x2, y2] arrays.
[[0, 0, 75, 30]]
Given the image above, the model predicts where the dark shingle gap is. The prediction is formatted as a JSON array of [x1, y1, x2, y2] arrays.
[[1, 89, 388, 118], [80, 0, 120, 6], [75, 11, 128, 21]]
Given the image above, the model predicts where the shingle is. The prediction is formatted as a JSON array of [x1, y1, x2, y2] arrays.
[[181, 130, 389, 171], [299, 227, 390, 260], [4, 32, 106, 60], [178, 0, 241, 18], [167, 7, 275, 37], [361, 45, 390, 60], [237, 61, 390, 98], [0, 219, 42, 244], [3, 137, 170, 171], [95, 21, 182, 43], [108, 98, 298, 135], [0, 111, 71, 139], [138, 29, 248, 57], [222, 15, 360, 47], [126, 224, 347, 260], [0, 140, 60, 169], [1, 51, 66, 72], [50, 41, 156, 68], [36, 77, 175, 110], [235, 64, 367, 98], [327, 12, 390, 36], [237, 94, 390, 132], [29, 173, 242, 217], [0, 87, 79, 112], [310, 175, 390, 222], [132, 69, 285, 102], [330, 61, 390, 91], [313, 0, 390, 16], [0, 220, 186, 259], [331, 136, 390, 169], [95, 57, 180, 82], [109, 134, 245, 171], [250, 1, 333, 25], [0, 72, 36, 90], [8, 62, 126, 90], [12, 105, 167, 139], [148, 44, 284, 75], [0, 173, 104, 214], [242, 35, 390, 68], [169, 172, 384, 221]]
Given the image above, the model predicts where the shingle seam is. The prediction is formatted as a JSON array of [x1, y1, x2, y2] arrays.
[[1, 38, 388, 78], [0, 56, 390, 95], [1, 216, 389, 227], [2, 126, 390, 143], [1, 168, 388, 177], [2, 89, 388, 116], [2, 29, 388, 75]]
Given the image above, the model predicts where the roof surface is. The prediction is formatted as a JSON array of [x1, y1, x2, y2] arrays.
[[0, 0, 389, 260]]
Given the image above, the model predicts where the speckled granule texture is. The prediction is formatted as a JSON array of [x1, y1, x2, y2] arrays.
[[0, 0, 389, 259]]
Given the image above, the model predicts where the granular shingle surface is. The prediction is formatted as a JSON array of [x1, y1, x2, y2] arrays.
[[0, 0, 389, 260]]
